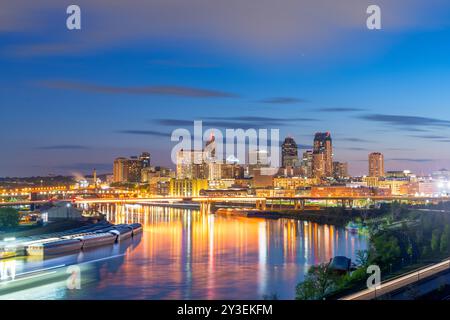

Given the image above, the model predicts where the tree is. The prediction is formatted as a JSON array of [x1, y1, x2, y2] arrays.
[[440, 229, 450, 254], [0, 208, 20, 228], [296, 263, 337, 300], [356, 249, 369, 267], [431, 229, 441, 253], [371, 233, 402, 268]]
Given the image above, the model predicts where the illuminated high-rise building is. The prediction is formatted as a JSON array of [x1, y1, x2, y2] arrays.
[[301, 150, 313, 177], [113, 153, 148, 183], [312, 132, 333, 178], [127, 156, 143, 182], [139, 152, 151, 168], [333, 161, 348, 178], [369, 152, 384, 177], [281, 136, 299, 168], [113, 157, 129, 183], [176, 149, 207, 179]]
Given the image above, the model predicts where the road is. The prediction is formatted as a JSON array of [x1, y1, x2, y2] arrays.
[[341, 259, 450, 300]]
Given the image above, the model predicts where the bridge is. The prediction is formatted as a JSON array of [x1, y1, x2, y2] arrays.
[[2, 195, 450, 215]]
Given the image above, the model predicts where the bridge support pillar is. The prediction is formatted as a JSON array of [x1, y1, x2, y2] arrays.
[[294, 199, 305, 211], [256, 200, 267, 211], [200, 201, 211, 215]]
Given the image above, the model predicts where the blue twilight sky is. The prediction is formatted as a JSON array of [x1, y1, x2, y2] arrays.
[[1, 0, 450, 177]]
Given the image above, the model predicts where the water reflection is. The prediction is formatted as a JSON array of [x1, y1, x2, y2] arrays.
[[0, 204, 366, 300], [87, 204, 367, 300]]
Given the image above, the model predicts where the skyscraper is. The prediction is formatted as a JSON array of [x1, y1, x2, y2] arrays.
[[301, 150, 313, 177], [113, 153, 147, 183], [139, 152, 151, 168], [312, 132, 333, 178], [333, 161, 348, 178], [127, 156, 143, 182], [369, 152, 384, 177], [113, 157, 129, 183], [281, 136, 299, 168], [176, 149, 207, 179]]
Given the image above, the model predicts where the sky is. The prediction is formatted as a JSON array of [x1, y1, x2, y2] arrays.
[[1, 0, 450, 177]]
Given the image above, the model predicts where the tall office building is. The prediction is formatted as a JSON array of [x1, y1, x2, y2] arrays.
[[113, 157, 128, 183], [127, 156, 143, 182], [281, 136, 299, 168], [139, 152, 151, 168], [176, 149, 207, 179], [113, 153, 148, 183], [333, 161, 348, 178], [312, 132, 333, 178], [369, 152, 384, 177], [301, 150, 313, 177]]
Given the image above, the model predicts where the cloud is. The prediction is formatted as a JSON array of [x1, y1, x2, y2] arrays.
[[148, 59, 218, 68], [358, 114, 450, 131], [37, 145, 90, 150], [340, 137, 373, 143], [152, 116, 318, 130], [39, 80, 238, 98], [387, 158, 435, 163], [3, 0, 449, 58], [117, 130, 172, 137], [384, 147, 414, 151], [54, 162, 112, 172], [410, 134, 450, 140], [343, 147, 369, 151], [317, 107, 365, 112], [258, 97, 308, 104]]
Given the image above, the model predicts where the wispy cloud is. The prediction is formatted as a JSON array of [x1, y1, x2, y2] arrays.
[[37, 145, 90, 150], [317, 107, 365, 112], [343, 147, 369, 151], [359, 114, 450, 131], [3, 1, 448, 59], [148, 59, 218, 68], [39, 80, 238, 98], [410, 134, 450, 142], [387, 158, 435, 162], [340, 137, 373, 143], [116, 130, 172, 137], [54, 162, 112, 172], [258, 97, 308, 104], [153, 116, 318, 129]]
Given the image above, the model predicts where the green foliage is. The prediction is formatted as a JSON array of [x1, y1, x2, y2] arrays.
[[440, 227, 450, 254], [355, 249, 369, 267], [370, 233, 402, 268], [431, 229, 441, 253], [0, 208, 20, 228], [296, 264, 337, 300]]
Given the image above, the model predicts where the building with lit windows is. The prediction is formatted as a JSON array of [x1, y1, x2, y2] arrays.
[[169, 178, 208, 197], [369, 152, 384, 177], [312, 132, 333, 178], [281, 136, 299, 168]]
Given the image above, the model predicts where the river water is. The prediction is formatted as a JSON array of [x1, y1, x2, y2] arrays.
[[0, 204, 367, 300]]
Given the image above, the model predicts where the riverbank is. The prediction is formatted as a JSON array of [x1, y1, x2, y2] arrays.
[[217, 207, 385, 227]]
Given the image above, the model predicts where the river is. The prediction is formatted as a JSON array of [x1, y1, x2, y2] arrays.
[[0, 204, 367, 300]]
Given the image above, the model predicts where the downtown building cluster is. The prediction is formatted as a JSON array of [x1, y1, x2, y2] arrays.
[[111, 132, 450, 199]]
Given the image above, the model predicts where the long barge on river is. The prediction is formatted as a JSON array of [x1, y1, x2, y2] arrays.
[[2, 223, 143, 258]]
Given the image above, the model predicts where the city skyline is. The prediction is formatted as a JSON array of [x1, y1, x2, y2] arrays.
[[2, 1, 450, 177]]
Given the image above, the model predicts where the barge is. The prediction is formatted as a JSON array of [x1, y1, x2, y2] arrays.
[[26, 239, 83, 256], [75, 233, 117, 249]]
